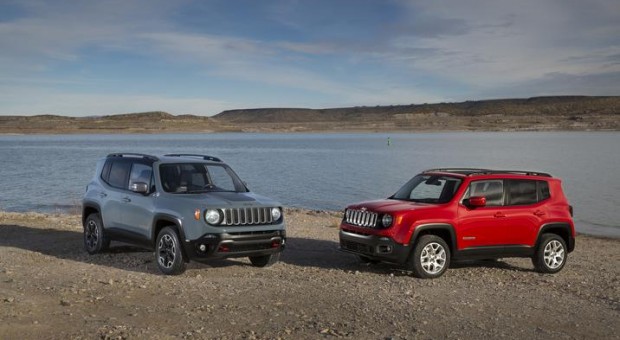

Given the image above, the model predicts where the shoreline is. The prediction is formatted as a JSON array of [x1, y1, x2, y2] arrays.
[[1, 127, 619, 135]]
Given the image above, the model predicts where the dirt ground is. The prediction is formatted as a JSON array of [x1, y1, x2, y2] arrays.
[[0, 209, 618, 339]]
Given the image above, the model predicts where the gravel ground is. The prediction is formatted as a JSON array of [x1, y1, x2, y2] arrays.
[[0, 209, 618, 340]]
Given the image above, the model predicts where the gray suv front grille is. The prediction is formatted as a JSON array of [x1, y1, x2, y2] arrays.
[[222, 207, 273, 226], [344, 209, 378, 228]]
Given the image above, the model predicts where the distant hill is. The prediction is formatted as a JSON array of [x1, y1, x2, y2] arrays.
[[0, 96, 618, 134], [213, 96, 620, 132]]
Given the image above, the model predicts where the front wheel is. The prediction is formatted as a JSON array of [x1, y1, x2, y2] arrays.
[[156, 227, 186, 275], [532, 234, 567, 274], [249, 252, 280, 267], [407, 235, 451, 279]]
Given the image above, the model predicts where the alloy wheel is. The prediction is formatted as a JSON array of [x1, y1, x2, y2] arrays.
[[85, 220, 99, 250], [420, 242, 447, 274], [543, 240, 565, 269], [158, 234, 177, 269]]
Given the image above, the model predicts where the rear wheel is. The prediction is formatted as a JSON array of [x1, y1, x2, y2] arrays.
[[249, 252, 280, 267], [532, 234, 567, 274], [408, 235, 450, 279], [156, 227, 186, 275], [83, 213, 110, 254]]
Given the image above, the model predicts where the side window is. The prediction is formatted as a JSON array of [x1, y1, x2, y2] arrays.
[[538, 181, 550, 201], [129, 163, 153, 190], [207, 165, 236, 191], [464, 180, 504, 206], [100, 160, 112, 182], [507, 180, 538, 206], [107, 161, 131, 189]]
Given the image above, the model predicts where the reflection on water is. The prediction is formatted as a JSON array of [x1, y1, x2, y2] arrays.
[[0, 132, 618, 237]]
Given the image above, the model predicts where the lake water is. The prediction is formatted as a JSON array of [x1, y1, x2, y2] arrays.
[[0, 132, 618, 238]]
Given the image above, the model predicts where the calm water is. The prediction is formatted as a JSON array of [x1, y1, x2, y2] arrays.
[[0, 132, 618, 238]]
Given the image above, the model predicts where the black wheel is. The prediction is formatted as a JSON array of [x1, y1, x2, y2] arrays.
[[156, 227, 186, 275], [358, 255, 380, 264], [532, 234, 567, 274], [84, 213, 110, 254], [249, 252, 281, 267], [407, 235, 451, 279]]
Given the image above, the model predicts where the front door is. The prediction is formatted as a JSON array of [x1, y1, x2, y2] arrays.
[[456, 179, 507, 249]]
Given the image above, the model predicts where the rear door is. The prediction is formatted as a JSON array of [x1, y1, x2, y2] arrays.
[[503, 180, 549, 246], [100, 159, 132, 231], [457, 179, 507, 248]]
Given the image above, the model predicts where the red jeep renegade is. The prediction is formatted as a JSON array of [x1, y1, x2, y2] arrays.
[[339, 168, 576, 279]]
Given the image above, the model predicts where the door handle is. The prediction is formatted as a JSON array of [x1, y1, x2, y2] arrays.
[[494, 212, 506, 218], [99, 192, 107, 198], [122, 197, 131, 203], [534, 210, 546, 217]]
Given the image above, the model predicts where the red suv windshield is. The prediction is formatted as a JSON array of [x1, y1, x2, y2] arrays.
[[390, 175, 462, 203]]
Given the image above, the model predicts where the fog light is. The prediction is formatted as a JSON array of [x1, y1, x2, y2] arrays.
[[199, 244, 207, 252]]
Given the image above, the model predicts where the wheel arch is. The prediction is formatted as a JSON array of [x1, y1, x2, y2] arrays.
[[536, 223, 574, 252], [151, 214, 189, 262], [82, 202, 101, 227], [410, 223, 457, 255]]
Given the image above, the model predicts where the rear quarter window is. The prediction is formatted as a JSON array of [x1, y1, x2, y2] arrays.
[[107, 161, 132, 189], [538, 180, 551, 201], [507, 180, 539, 205]]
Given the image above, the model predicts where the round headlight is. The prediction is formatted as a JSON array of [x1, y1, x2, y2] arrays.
[[205, 209, 222, 225], [381, 214, 393, 228], [271, 207, 282, 222]]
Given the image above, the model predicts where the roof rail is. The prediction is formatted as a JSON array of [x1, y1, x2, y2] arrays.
[[164, 154, 222, 162], [423, 168, 552, 177], [107, 153, 159, 161]]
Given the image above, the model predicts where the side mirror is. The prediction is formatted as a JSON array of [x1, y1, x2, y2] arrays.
[[129, 182, 149, 194], [467, 196, 487, 208]]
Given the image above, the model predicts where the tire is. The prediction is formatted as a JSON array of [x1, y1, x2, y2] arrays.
[[156, 227, 186, 275], [249, 252, 281, 267], [358, 255, 380, 264], [532, 234, 567, 274], [83, 213, 110, 254], [407, 235, 451, 279]]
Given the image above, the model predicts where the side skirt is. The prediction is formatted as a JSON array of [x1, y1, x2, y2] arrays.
[[453, 245, 534, 260]]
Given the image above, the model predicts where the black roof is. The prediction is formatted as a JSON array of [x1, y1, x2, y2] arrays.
[[423, 168, 552, 177]]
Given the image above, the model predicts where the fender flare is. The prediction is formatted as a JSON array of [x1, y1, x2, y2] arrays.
[[536, 222, 575, 252], [409, 223, 457, 253], [81, 201, 101, 226], [151, 213, 186, 245]]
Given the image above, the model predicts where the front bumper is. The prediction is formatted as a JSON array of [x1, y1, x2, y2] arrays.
[[184, 229, 286, 261], [339, 230, 410, 264]]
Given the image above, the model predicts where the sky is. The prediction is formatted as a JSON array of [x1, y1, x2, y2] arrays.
[[1, 0, 619, 116]]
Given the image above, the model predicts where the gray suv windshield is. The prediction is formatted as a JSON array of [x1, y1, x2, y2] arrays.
[[160, 163, 247, 193]]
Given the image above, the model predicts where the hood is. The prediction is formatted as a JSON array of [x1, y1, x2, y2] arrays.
[[167, 191, 281, 208], [347, 199, 438, 214]]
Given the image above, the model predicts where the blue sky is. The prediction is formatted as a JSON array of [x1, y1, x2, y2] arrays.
[[1, 0, 619, 116]]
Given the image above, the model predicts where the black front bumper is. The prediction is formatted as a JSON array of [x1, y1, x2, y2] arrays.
[[184, 230, 286, 262], [339, 230, 410, 264]]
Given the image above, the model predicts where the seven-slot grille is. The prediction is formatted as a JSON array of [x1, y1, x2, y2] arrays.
[[221, 207, 274, 226], [344, 209, 378, 228]]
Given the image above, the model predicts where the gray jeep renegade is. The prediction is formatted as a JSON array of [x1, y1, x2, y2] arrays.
[[82, 153, 286, 275]]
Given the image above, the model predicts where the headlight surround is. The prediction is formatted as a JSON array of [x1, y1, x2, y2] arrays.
[[205, 209, 222, 225], [381, 214, 393, 228], [271, 207, 282, 222]]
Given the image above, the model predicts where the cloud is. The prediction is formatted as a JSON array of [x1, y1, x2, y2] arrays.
[[0, 0, 618, 116]]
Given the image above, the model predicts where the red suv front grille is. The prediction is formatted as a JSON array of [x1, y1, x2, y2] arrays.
[[345, 209, 378, 228]]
